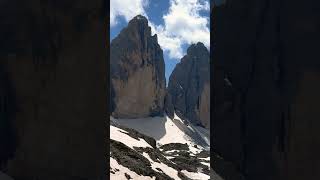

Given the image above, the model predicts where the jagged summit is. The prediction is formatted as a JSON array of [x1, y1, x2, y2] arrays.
[[110, 15, 166, 119], [189, 42, 206, 49], [132, 14, 148, 21], [186, 42, 209, 58], [127, 14, 149, 28], [165, 43, 210, 128], [112, 15, 159, 50]]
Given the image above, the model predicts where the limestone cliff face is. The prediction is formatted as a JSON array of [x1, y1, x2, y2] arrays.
[[166, 43, 210, 129], [110, 15, 166, 118], [0, 0, 107, 179], [199, 83, 210, 128]]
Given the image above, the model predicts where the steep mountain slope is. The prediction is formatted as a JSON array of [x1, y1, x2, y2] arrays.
[[110, 14, 212, 180], [110, 15, 166, 118], [166, 43, 210, 129], [110, 114, 213, 180], [111, 113, 209, 149]]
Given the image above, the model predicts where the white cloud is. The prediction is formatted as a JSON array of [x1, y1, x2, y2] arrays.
[[110, 0, 149, 27], [110, 0, 210, 60], [150, 23, 184, 58], [151, 0, 210, 59]]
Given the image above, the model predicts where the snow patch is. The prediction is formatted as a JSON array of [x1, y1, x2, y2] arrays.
[[110, 113, 211, 180], [110, 158, 155, 180], [181, 170, 210, 180], [112, 114, 191, 146], [142, 152, 181, 180], [112, 113, 208, 152], [199, 157, 210, 161], [110, 126, 152, 149], [200, 161, 210, 167]]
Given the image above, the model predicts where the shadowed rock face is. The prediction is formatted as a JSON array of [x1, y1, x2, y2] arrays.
[[110, 15, 166, 118], [212, 1, 320, 180], [166, 43, 210, 129], [0, 0, 107, 179]]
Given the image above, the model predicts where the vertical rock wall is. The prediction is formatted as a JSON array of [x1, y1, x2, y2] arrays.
[[110, 15, 166, 119], [166, 43, 210, 128]]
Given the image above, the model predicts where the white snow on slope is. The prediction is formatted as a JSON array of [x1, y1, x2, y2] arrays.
[[110, 113, 213, 180], [111, 113, 208, 153], [200, 161, 210, 167], [110, 124, 183, 179], [112, 115, 188, 145], [110, 126, 211, 180], [181, 170, 210, 180], [141, 152, 212, 180], [142, 152, 181, 180], [110, 125, 152, 149], [192, 125, 210, 147], [110, 157, 155, 180]]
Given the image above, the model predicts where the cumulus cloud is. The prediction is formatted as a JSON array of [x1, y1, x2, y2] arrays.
[[110, 0, 149, 27], [111, 0, 210, 59], [150, 23, 184, 58], [155, 0, 210, 59]]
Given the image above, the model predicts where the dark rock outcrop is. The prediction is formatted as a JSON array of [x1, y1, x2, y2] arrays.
[[0, 0, 107, 179], [110, 15, 166, 119], [111, 121, 157, 149], [166, 42, 210, 128], [212, 1, 320, 180], [110, 124, 211, 179]]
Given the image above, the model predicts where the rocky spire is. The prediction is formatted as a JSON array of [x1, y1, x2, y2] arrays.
[[110, 15, 166, 118], [166, 42, 210, 128]]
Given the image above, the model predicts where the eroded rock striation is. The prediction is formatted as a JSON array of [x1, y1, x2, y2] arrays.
[[166, 42, 210, 128], [110, 15, 166, 119]]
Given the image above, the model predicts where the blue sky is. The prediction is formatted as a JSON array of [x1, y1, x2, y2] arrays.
[[110, 0, 210, 83]]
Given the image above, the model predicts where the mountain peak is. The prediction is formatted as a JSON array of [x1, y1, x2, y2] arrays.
[[166, 41, 210, 128], [187, 42, 208, 53], [125, 15, 152, 40], [128, 15, 149, 27], [133, 14, 148, 21], [186, 42, 209, 60], [110, 14, 165, 119]]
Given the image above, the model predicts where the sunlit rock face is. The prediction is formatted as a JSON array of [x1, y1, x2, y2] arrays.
[[166, 42, 210, 129], [110, 15, 166, 119]]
